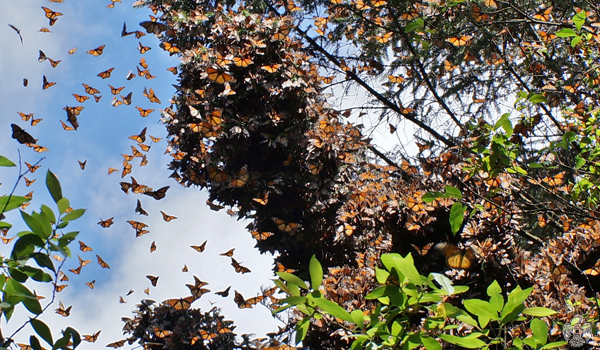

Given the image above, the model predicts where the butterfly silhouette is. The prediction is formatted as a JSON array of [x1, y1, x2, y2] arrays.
[[215, 286, 231, 297], [11, 124, 37, 144], [231, 258, 251, 274], [146, 275, 159, 287]]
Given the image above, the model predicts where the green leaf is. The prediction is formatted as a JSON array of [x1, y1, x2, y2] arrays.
[[528, 94, 547, 103], [309, 255, 323, 290], [421, 335, 443, 350], [29, 335, 43, 350], [0, 156, 16, 167], [11, 234, 45, 259], [0, 196, 30, 213], [45, 170, 62, 203], [422, 191, 444, 203], [31, 319, 53, 346], [571, 36, 582, 48], [32, 253, 55, 272], [439, 334, 486, 348], [279, 296, 307, 306], [494, 113, 513, 136], [64, 327, 81, 349], [22, 296, 42, 315], [556, 28, 577, 37], [540, 341, 568, 349], [381, 253, 422, 285], [463, 299, 497, 328], [61, 209, 85, 222], [295, 316, 310, 344], [449, 203, 466, 235], [501, 286, 532, 324], [487, 281, 504, 312], [444, 186, 462, 199], [530, 318, 548, 346], [351, 309, 364, 328], [522, 307, 557, 317], [57, 198, 69, 215], [277, 272, 309, 290], [405, 18, 424, 33], [40, 205, 56, 224], [573, 11, 586, 31], [20, 211, 46, 239], [311, 297, 353, 322]]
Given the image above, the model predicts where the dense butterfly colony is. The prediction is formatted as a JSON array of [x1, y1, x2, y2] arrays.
[[130, 0, 600, 347], [7, 0, 600, 348]]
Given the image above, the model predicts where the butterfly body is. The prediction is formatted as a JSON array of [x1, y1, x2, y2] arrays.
[[434, 242, 476, 269]]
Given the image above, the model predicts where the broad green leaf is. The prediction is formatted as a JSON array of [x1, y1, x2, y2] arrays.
[[487, 281, 504, 312], [463, 299, 497, 327], [556, 28, 577, 37], [46, 170, 62, 203], [29, 335, 43, 350], [11, 234, 44, 259], [64, 327, 81, 349], [522, 307, 557, 317], [444, 185, 462, 199], [405, 18, 424, 33], [528, 94, 547, 103], [449, 203, 466, 235], [494, 113, 513, 136], [421, 335, 443, 350], [309, 255, 323, 290], [295, 316, 310, 344], [40, 205, 56, 224], [375, 267, 390, 284], [20, 211, 46, 239], [22, 296, 42, 315], [439, 334, 486, 348], [32, 211, 52, 238], [351, 309, 364, 328], [431, 273, 454, 295], [0, 222, 11, 229], [31, 319, 53, 346], [311, 297, 353, 322], [277, 272, 309, 290], [0, 156, 16, 167], [501, 286, 532, 324], [32, 253, 55, 272], [279, 296, 307, 306], [57, 198, 69, 215], [61, 209, 85, 222], [530, 318, 548, 346], [573, 11, 586, 30], [422, 191, 444, 203], [0, 196, 30, 213], [540, 341, 568, 349], [382, 253, 422, 285], [571, 36, 582, 47]]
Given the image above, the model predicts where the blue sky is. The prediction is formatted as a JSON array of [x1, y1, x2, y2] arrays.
[[1, 0, 282, 347]]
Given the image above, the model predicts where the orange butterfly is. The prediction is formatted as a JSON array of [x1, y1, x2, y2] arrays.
[[140, 20, 167, 34], [97, 255, 110, 269], [218, 248, 233, 257], [251, 231, 274, 241], [207, 67, 232, 84], [86, 280, 96, 289], [30, 118, 42, 127], [163, 296, 195, 310], [82, 330, 101, 343], [121, 92, 133, 105], [160, 42, 180, 54], [129, 127, 147, 143], [39, 27, 51, 33], [48, 58, 61, 68], [79, 255, 91, 266], [233, 56, 253, 67], [139, 155, 148, 167], [108, 167, 118, 175], [73, 94, 90, 103], [138, 144, 150, 152], [446, 36, 471, 46], [146, 275, 159, 287], [187, 285, 209, 299], [55, 301, 71, 317], [111, 97, 123, 107], [150, 241, 156, 252], [122, 161, 132, 178], [98, 217, 114, 228], [33, 145, 48, 153], [18, 112, 33, 121], [79, 240, 92, 252], [87, 45, 106, 56], [139, 58, 148, 69], [233, 290, 254, 308], [182, 264, 188, 272], [261, 64, 280, 73], [24, 177, 36, 187], [41, 6, 62, 26], [135, 106, 154, 117], [138, 42, 151, 54], [1, 237, 15, 244], [191, 240, 207, 252], [68, 47, 77, 55], [82, 83, 100, 95], [106, 340, 126, 348], [410, 242, 434, 256], [231, 258, 251, 274], [160, 211, 177, 222], [143, 87, 161, 103], [135, 199, 148, 215], [94, 95, 102, 102], [42, 75, 56, 90], [143, 186, 169, 200], [166, 66, 178, 74], [200, 330, 217, 341], [54, 283, 67, 292], [97, 67, 115, 79], [272, 217, 301, 234], [78, 160, 87, 170]]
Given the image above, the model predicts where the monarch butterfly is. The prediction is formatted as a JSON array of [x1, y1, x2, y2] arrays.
[[72, 94, 89, 103], [252, 192, 269, 206], [160, 211, 177, 222], [108, 167, 118, 175], [138, 57, 149, 69], [126, 71, 136, 80], [1, 236, 15, 244], [11, 124, 37, 144], [140, 20, 167, 34], [139, 144, 150, 152], [146, 275, 159, 287], [82, 83, 100, 95], [78, 255, 91, 267], [135, 199, 148, 216], [42, 75, 56, 90], [166, 66, 178, 74], [273, 24, 291, 40], [410, 242, 434, 256], [54, 283, 67, 292], [55, 301, 71, 317], [271, 217, 301, 234], [261, 64, 280, 73], [68, 47, 77, 55], [32, 145, 48, 153], [18, 112, 33, 121], [94, 95, 102, 102], [138, 42, 151, 54], [231, 258, 251, 274], [122, 161, 132, 177], [251, 231, 274, 242], [77, 160, 87, 170], [48, 58, 61, 68], [160, 42, 180, 54], [85, 280, 96, 289], [188, 241, 207, 254], [434, 243, 476, 269], [206, 67, 232, 84], [23, 78, 28, 86], [126, 289, 134, 296], [200, 330, 218, 341], [127, 127, 147, 143], [111, 96, 123, 107], [376, 32, 393, 43], [388, 75, 405, 84], [86, 45, 106, 56], [144, 288, 150, 295], [77, 240, 92, 252], [187, 285, 210, 298], [143, 186, 169, 200], [276, 262, 296, 273], [446, 36, 471, 46], [220, 248, 235, 257], [143, 87, 161, 103], [41, 6, 62, 26], [24, 177, 36, 187], [98, 217, 114, 228], [58, 272, 69, 282], [121, 92, 133, 105], [106, 340, 126, 348], [82, 330, 101, 343], [215, 286, 231, 297], [139, 155, 148, 167], [97, 67, 114, 79], [97, 255, 110, 269], [163, 296, 195, 310]]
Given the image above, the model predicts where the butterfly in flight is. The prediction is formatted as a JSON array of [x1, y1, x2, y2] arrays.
[[215, 286, 231, 297], [434, 243, 477, 269], [162, 296, 195, 310], [220, 248, 235, 257], [11, 124, 36, 144], [146, 275, 159, 287], [97, 255, 110, 269], [160, 211, 177, 222], [8, 24, 23, 44], [42, 75, 56, 90], [139, 20, 167, 34], [78, 160, 87, 170], [55, 301, 71, 317], [82, 330, 101, 343], [41, 6, 62, 26], [191, 240, 207, 252], [98, 217, 114, 228], [78, 240, 92, 252], [85, 280, 96, 289], [150, 241, 156, 252], [87, 45, 106, 56], [231, 258, 251, 274], [143, 186, 169, 200], [135, 199, 148, 216]]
